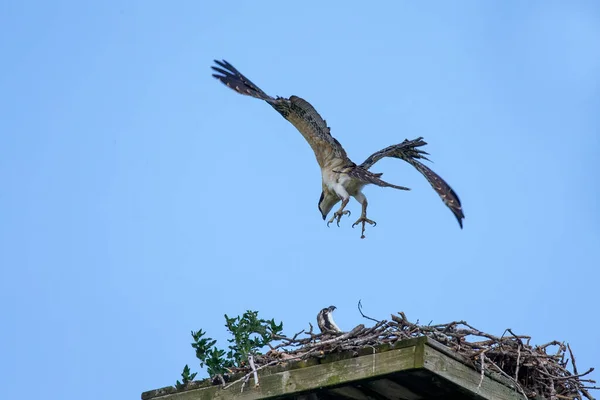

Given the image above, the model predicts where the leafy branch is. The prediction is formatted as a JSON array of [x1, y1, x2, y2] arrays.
[[175, 310, 284, 388], [225, 310, 283, 366], [175, 365, 197, 390]]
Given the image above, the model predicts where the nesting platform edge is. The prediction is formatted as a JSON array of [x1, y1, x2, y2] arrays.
[[142, 336, 522, 400]]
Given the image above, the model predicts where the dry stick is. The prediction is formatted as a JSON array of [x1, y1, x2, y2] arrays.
[[296, 325, 366, 351], [272, 328, 306, 344], [486, 358, 529, 400], [507, 328, 529, 344], [539, 368, 595, 381], [478, 352, 486, 389], [568, 344, 579, 376], [544, 365, 558, 400], [271, 328, 314, 350], [225, 360, 277, 391], [248, 355, 259, 388], [567, 344, 596, 400], [357, 300, 381, 324], [515, 345, 521, 382], [239, 374, 250, 393], [537, 341, 563, 350], [224, 352, 317, 391]]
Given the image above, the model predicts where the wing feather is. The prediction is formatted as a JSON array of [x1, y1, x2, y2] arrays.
[[211, 60, 348, 167], [360, 138, 465, 228]]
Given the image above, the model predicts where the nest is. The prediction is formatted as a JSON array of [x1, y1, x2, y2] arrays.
[[222, 309, 597, 400]]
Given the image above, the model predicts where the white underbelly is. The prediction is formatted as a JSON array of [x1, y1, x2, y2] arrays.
[[323, 170, 365, 197]]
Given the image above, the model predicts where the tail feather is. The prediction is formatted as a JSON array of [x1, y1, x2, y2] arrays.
[[348, 167, 410, 191]]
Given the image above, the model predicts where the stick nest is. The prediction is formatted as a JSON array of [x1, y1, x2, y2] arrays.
[[226, 310, 597, 400]]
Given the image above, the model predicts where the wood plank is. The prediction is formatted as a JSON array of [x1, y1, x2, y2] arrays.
[[152, 344, 421, 400], [142, 337, 526, 400], [425, 338, 521, 390], [422, 344, 521, 400]]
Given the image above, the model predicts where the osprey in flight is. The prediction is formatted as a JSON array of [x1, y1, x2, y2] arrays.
[[317, 305, 342, 334], [211, 60, 464, 238]]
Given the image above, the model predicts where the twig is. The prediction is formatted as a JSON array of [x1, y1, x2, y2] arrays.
[[357, 300, 381, 324], [486, 357, 529, 400], [567, 344, 579, 375], [239, 374, 250, 393], [248, 355, 259, 388], [478, 351, 486, 389], [515, 345, 521, 382], [224, 360, 278, 390]]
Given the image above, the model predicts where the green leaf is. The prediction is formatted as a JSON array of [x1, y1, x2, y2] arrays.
[[179, 310, 285, 383]]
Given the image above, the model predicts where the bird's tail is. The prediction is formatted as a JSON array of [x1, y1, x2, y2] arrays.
[[211, 59, 274, 101], [348, 167, 410, 191]]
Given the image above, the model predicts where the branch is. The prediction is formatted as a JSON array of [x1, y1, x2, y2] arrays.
[[357, 300, 381, 324]]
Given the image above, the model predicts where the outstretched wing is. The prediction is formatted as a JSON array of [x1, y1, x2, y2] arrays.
[[211, 60, 349, 168], [360, 137, 464, 228]]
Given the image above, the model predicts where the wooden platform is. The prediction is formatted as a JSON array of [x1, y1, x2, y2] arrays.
[[141, 336, 522, 400]]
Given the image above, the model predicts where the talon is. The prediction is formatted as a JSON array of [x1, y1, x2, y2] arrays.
[[352, 216, 377, 239], [327, 209, 351, 228]]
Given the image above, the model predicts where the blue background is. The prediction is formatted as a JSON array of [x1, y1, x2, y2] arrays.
[[1, 1, 598, 399]]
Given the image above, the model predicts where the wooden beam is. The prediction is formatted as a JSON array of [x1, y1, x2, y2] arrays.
[[423, 344, 521, 400], [141, 337, 523, 400], [150, 341, 423, 400]]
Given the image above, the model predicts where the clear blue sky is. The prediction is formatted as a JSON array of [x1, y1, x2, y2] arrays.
[[1, 1, 599, 399]]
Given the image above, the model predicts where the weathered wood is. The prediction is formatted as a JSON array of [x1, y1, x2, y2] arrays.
[[149, 342, 421, 400], [423, 344, 521, 400], [425, 335, 522, 391], [141, 337, 524, 400]]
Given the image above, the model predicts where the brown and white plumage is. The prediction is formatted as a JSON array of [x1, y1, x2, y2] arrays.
[[317, 306, 341, 334], [211, 59, 464, 237]]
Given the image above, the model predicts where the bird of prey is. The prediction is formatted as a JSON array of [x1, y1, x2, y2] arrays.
[[211, 60, 464, 238], [317, 305, 342, 334]]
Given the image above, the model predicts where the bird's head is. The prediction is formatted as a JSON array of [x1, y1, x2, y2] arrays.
[[327, 305, 337, 312], [318, 191, 340, 220]]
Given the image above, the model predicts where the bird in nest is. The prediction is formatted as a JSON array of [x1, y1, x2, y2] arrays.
[[211, 60, 464, 238], [317, 305, 342, 334]]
